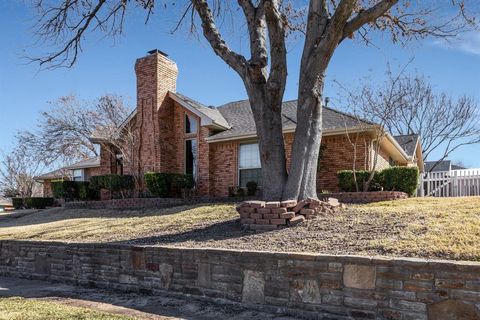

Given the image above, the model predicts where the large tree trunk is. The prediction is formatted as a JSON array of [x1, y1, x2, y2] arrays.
[[283, 72, 325, 200], [245, 82, 287, 201]]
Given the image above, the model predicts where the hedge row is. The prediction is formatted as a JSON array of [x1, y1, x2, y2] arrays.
[[144, 172, 195, 198], [12, 197, 54, 209], [89, 174, 134, 199], [51, 180, 99, 201], [337, 166, 419, 196]]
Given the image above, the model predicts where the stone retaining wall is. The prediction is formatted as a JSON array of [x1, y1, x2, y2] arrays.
[[64, 196, 246, 210], [321, 191, 408, 204], [0, 240, 479, 319]]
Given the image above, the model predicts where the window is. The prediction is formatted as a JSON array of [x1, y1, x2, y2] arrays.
[[72, 169, 83, 182], [185, 114, 197, 134], [185, 139, 197, 179], [239, 143, 262, 187]]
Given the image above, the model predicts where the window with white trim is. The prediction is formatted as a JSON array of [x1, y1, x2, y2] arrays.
[[72, 169, 83, 182], [185, 114, 197, 134], [239, 143, 262, 187], [185, 139, 198, 180]]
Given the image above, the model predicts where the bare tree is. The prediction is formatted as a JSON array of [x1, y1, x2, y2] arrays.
[[0, 143, 43, 198], [339, 80, 400, 191], [17, 94, 133, 167], [92, 110, 139, 187], [339, 65, 480, 173], [28, 0, 478, 201]]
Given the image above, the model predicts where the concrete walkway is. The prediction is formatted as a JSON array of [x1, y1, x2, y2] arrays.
[[0, 276, 298, 320]]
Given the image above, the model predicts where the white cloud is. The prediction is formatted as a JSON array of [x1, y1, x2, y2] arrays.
[[432, 32, 480, 56]]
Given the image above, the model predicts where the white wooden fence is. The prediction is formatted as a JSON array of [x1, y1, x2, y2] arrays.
[[420, 169, 480, 197]]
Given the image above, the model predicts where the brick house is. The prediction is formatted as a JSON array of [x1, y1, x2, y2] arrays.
[[39, 50, 423, 198], [36, 157, 102, 197]]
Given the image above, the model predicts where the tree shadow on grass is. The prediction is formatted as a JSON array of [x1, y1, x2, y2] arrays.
[[115, 219, 256, 246], [0, 203, 235, 229]]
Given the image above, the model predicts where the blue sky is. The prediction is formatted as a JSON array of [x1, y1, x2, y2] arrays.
[[1, 1, 479, 167]]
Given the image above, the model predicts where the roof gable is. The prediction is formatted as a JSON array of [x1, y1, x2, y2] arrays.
[[393, 134, 419, 157]]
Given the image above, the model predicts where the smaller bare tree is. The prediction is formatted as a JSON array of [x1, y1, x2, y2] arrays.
[[93, 110, 139, 192], [338, 63, 480, 173], [17, 94, 133, 167], [0, 142, 43, 198], [337, 70, 402, 191]]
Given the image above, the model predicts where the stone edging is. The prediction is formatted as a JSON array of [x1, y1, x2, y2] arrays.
[[0, 240, 479, 319], [321, 191, 408, 203]]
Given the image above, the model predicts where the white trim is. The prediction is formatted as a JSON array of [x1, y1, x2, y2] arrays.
[[205, 125, 377, 143], [168, 92, 230, 130]]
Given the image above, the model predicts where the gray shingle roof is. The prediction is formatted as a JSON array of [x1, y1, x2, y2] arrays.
[[35, 168, 70, 181], [65, 157, 100, 170], [424, 160, 466, 172], [424, 160, 451, 172], [36, 157, 100, 181], [208, 99, 373, 141], [173, 92, 230, 129], [393, 134, 419, 157]]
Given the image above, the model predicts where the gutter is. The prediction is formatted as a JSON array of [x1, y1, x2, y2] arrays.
[[205, 125, 378, 143]]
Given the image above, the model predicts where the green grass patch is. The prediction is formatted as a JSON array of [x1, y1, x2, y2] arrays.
[[0, 297, 133, 320]]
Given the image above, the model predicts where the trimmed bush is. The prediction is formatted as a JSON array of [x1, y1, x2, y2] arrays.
[[12, 198, 24, 209], [24, 197, 54, 209], [246, 181, 258, 196], [51, 180, 99, 201], [90, 174, 134, 199], [337, 170, 383, 192], [144, 173, 170, 197], [382, 166, 419, 196], [51, 180, 78, 200], [144, 172, 195, 198], [228, 186, 246, 198], [337, 167, 419, 196]]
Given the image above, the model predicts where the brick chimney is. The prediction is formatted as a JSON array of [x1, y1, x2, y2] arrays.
[[135, 50, 178, 174]]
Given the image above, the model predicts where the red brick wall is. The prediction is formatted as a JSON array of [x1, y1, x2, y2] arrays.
[[317, 134, 371, 192], [43, 181, 53, 197], [207, 133, 374, 196], [209, 141, 238, 197], [135, 52, 178, 174]]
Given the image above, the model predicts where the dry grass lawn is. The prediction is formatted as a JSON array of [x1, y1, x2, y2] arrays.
[[0, 198, 479, 261], [0, 297, 133, 320]]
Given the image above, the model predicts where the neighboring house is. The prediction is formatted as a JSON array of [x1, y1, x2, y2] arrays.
[[38, 50, 424, 197], [424, 160, 466, 173], [36, 157, 101, 197]]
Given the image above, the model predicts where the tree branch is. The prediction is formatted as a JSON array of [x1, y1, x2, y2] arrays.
[[191, 0, 248, 77], [342, 0, 398, 41]]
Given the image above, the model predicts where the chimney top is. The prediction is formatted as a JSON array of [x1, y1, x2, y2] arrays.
[[148, 49, 168, 57]]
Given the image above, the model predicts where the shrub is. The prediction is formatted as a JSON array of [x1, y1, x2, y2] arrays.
[[382, 166, 419, 196], [51, 180, 99, 201], [51, 180, 79, 200], [77, 182, 99, 201], [246, 181, 258, 196], [337, 167, 419, 196], [144, 172, 195, 198], [228, 186, 246, 198], [337, 170, 383, 192], [144, 173, 170, 197], [90, 174, 134, 199], [24, 197, 54, 209], [12, 198, 24, 209]]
